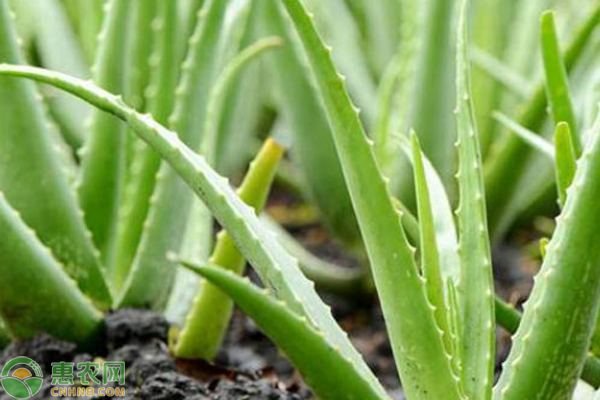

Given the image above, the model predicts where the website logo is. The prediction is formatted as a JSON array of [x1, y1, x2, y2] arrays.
[[0, 357, 44, 399]]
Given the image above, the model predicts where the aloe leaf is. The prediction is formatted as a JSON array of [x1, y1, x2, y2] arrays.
[[78, 0, 131, 265], [394, 134, 461, 287], [0, 65, 387, 399], [299, 0, 377, 126], [261, 0, 361, 246], [409, 0, 456, 183], [182, 0, 206, 55], [260, 215, 367, 296], [470, 0, 518, 155], [494, 297, 600, 389], [0, 0, 110, 307], [0, 192, 102, 345], [493, 112, 555, 159], [484, 2, 600, 238], [126, 0, 158, 112], [75, 0, 104, 64], [175, 138, 283, 359], [373, 54, 402, 173], [541, 10, 581, 155], [21, 0, 89, 149], [278, 0, 462, 397], [350, 0, 401, 77], [118, 0, 252, 308], [120, 0, 158, 193], [201, 37, 282, 166], [554, 122, 578, 208], [494, 111, 600, 398], [470, 48, 531, 100], [112, 0, 178, 290], [184, 264, 386, 400], [410, 132, 458, 367], [162, 0, 257, 320], [455, 1, 495, 397]]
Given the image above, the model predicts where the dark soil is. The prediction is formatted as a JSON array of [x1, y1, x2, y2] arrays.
[[0, 310, 309, 400]]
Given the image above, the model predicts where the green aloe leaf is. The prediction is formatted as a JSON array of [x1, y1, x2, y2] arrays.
[[0, 192, 102, 345], [183, 264, 386, 400], [394, 134, 461, 288], [541, 10, 581, 155], [493, 112, 554, 159], [260, 215, 367, 297], [494, 297, 600, 389], [455, 0, 495, 397], [201, 37, 282, 166], [77, 0, 131, 265], [0, 0, 110, 307], [73, 0, 104, 64], [278, 0, 461, 397], [484, 2, 600, 239], [0, 64, 387, 398], [470, 48, 531, 100], [118, 0, 252, 308], [554, 121, 578, 209], [300, 0, 377, 126], [175, 138, 283, 359], [409, 0, 456, 184], [494, 114, 600, 398], [352, 0, 401, 77], [410, 132, 458, 369], [112, 0, 178, 291], [260, 0, 361, 246], [18, 0, 89, 149]]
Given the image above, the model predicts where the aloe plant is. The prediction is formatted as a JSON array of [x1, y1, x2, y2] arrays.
[[0, 0, 285, 352], [3, 0, 600, 399]]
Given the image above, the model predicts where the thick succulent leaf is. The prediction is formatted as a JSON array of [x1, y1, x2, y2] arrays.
[[470, 48, 531, 100], [112, 0, 178, 290], [0, 192, 102, 345], [409, 0, 456, 184], [77, 0, 131, 265], [411, 132, 458, 368], [484, 2, 600, 238], [184, 264, 387, 400], [555, 122, 578, 208], [260, 0, 361, 246], [73, 0, 104, 64], [260, 215, 366, 296], [19, 0, 89, 148], [120, 0, 157, 199], [494, 113, 600, 398], [118, 0, 252, 308], [201, 37, 282, 166], [394, 134, 461, 288], [175, 138, 283, 359], [126, 0, 158, 111], [494, 297, 600, 389], [165, 0, 259, 320], [541, 11, 581, 155], [470, 0, 520, 156], [0, 0, 110, 307], [493, 112, 554, 159], [455, 1, 495, 397], [0, 65, 387, 399], [352, 0, 401, 77], [299, 0, 378, 126], [278, 0, 462, 398]]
